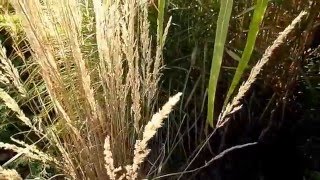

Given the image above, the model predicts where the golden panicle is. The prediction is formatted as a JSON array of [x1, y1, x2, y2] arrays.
[[0, 166, 22, 180], [0, 88, 32, 127], [0, 141, 57, 165], [217, 11, 307, 127], [103, 136, 117, 180], [142, 92, 182, 142], [103, 92, 182, 180], [10, 138, 59, 164], [126, 92, 182, 180], [0, 45, 26, 95]]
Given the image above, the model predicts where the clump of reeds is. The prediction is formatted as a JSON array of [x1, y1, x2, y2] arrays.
[[0, 0, 173, 179]]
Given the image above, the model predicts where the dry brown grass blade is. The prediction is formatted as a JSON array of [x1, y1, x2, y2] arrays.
[[217, 11, 307, 127]]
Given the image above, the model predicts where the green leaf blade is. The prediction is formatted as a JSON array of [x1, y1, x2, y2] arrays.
[[207, 0, 234, 127], [223, 0, 269, 108]]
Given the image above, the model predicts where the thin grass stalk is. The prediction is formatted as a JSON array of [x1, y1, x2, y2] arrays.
[[157, 0, 166, 49]]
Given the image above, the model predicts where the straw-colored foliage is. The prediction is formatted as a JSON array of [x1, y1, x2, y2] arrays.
[[0, 0, 176, 179]]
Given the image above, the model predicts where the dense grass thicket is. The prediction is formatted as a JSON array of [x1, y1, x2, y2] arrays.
[[0, 0, 319, 179]]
